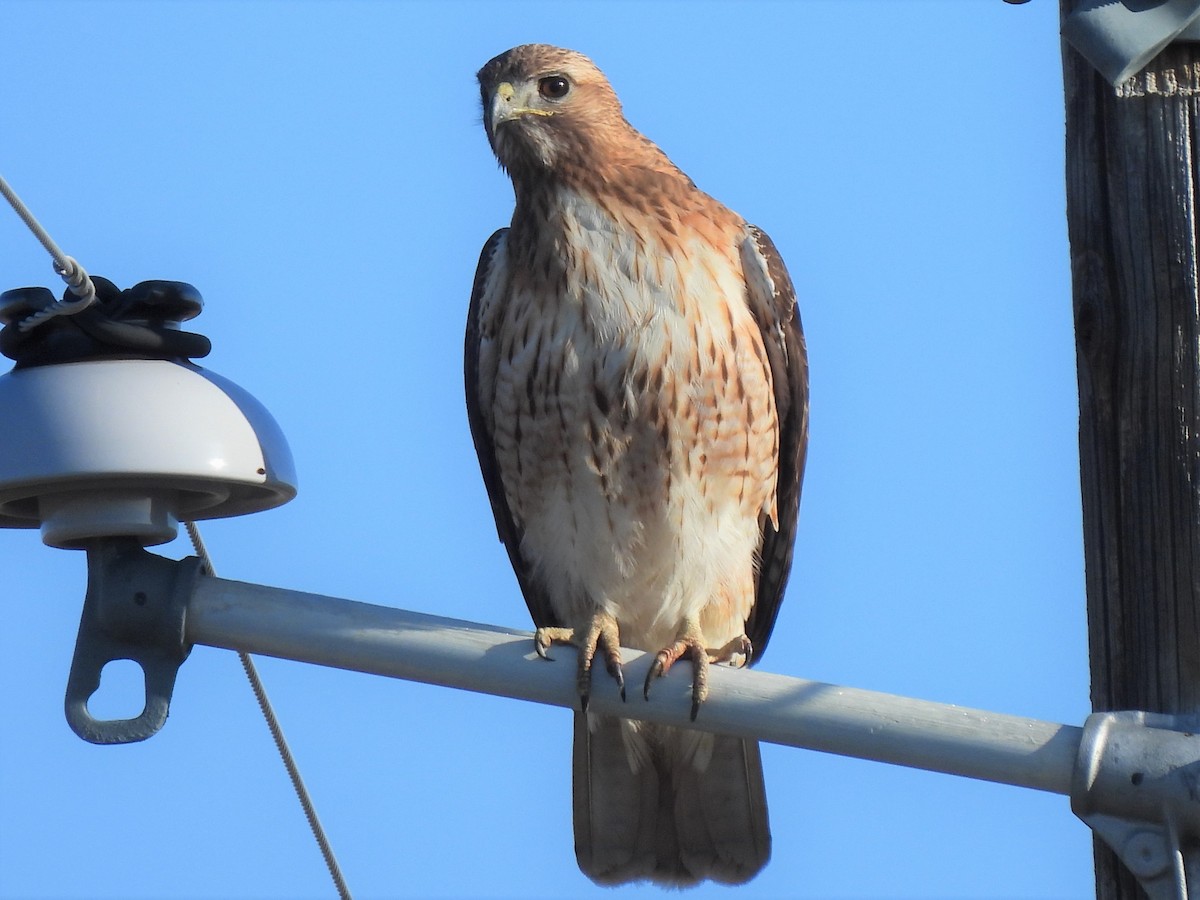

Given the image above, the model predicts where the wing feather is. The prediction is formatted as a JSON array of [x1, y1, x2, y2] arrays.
[[464, 228, 562, 630], [739, 226, 809, 662]]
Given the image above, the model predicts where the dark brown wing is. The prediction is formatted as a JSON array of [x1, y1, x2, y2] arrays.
[[739, 225, 809, 663], [464, 228, 563, 630]]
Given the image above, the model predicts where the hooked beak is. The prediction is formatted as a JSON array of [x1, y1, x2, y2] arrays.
[[489, 80, 556, 129]]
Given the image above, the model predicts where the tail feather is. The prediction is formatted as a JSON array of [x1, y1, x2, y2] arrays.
[[572, 712, 663, 883], [671, 733, 771, 884], [572, 712, 770, 887]]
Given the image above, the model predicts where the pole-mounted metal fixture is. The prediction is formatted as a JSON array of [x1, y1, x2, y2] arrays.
[[0, 279, 296, 741], [58, 535, 1200, 900], [1063, 0, 1200, 85]]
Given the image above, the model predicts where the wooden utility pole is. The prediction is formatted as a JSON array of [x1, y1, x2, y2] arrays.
[[1060, 3, 1200, 897]]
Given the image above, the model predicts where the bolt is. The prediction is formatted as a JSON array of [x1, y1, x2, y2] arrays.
[[1122, 830, 1170, 879]]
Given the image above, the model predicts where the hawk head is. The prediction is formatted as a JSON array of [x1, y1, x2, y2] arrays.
[[477, 44, 626, 181]]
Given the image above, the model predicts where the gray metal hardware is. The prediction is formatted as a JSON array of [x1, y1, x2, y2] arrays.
[[64, 540, 201, 744], [1072, 711, 1200, 899], [65, 544, 1200, 896], [1063, 0, 1200, 85]]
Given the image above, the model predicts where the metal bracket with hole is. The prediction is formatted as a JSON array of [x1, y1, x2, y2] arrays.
[[64, 540, 201, 744], [1072, 710, 1200, 898]]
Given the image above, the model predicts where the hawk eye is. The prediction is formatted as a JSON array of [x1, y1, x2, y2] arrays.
[[538, 75, 570, 100]]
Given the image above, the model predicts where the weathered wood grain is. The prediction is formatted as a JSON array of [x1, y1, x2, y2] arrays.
[[1061, 11, 1200, 898]]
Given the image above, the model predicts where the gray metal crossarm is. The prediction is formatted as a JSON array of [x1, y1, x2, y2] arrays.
[[186, 564, 1082, 794], [69, 542, 1200, 898]]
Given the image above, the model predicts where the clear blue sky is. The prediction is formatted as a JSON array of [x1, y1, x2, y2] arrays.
[[1, 2, 1091, 897]]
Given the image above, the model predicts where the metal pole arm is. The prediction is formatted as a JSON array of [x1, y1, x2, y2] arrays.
[[65, 543, 1200, 898], [185, 563, 1083, 797]]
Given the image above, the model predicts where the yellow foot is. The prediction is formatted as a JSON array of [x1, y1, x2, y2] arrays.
[[644, 623, 754, 721], [534, 612, 625, 712], [711, 633, 754, 668], [533, 626, 574, 661]]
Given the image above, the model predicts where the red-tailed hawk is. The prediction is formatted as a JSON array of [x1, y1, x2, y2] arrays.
[[466, 44, 808, 887]]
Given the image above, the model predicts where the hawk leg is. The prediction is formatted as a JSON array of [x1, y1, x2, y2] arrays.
[[534, 611, 625, 712], [644, 620, 754, 721]]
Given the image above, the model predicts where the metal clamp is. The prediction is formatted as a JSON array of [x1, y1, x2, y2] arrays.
[[1064, 0, 1200, 86], [65, 539, 202, 744], [1072, 710, 1200, 899]]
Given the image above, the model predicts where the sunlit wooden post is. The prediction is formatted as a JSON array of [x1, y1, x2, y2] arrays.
[[1060, 4, 1200, 897]]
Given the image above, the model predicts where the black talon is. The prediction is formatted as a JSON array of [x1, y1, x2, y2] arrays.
[[610, 664, 626, 702], [643, 658, 663, 700], [578, 653, 594, 714], [579, 663, 593, 713]]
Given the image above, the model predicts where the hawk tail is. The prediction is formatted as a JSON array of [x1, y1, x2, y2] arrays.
[[572, 713, 771, 887]]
